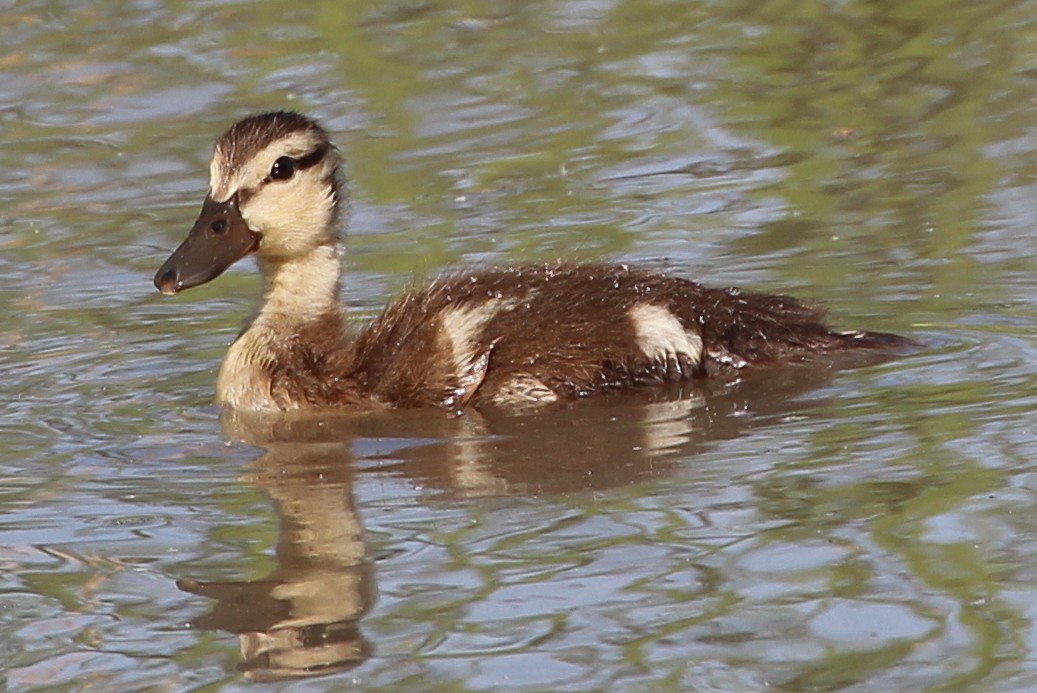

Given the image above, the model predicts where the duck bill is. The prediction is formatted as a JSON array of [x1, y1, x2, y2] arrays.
[[154, 194, 260, 295]]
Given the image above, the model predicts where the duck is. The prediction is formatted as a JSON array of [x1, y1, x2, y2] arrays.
[[154, 111, 911, 413]]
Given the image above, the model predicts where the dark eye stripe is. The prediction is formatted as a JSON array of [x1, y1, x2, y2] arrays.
[[294, 144, 329, 171], [259, 145, 329, 185]]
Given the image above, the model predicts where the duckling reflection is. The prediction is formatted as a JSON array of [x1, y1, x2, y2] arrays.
[[178, 441, 373, 682], [354, 361, 873, 498], [180, 360, 881, 680]]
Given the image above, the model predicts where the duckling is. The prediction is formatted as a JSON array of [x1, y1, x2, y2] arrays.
[[154, 111, 910, 412]]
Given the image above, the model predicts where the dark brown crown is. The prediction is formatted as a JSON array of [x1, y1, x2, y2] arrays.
[[216, 111, 330, 170]]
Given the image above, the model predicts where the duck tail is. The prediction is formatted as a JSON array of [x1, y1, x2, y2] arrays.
[[832, 329, 918, 351]]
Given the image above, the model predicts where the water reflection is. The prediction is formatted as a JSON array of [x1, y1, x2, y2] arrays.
[[177, 442, 372, 681], [179, 363, 855, 680]]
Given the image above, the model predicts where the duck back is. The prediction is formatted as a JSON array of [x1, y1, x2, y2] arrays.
[[329, 264, 909, 409]]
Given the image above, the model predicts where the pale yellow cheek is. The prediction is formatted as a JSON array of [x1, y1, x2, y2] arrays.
[[243, 180, 337, 260]]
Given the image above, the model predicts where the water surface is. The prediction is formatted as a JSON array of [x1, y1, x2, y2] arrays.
[[3, 1, 1037, 690]]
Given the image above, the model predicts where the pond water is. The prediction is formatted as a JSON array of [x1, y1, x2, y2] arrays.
[[3, 0, 1037, 690]]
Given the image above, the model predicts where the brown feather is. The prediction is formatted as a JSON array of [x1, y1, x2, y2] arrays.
[[246, 263, 912, 410]]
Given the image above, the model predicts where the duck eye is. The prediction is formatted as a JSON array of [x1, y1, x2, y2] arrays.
[[270, 156, 296, 181]]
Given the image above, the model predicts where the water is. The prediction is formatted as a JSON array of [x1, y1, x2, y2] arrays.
[[3, 0, 1037, 690]]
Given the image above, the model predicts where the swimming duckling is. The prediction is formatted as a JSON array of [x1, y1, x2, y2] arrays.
[[154, 111, 910, 412]]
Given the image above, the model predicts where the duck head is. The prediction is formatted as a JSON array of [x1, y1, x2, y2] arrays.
[[154, 111, 342, 295]]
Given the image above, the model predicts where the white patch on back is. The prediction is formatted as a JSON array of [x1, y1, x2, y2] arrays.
[[439, 300, 509, 406], [441, 301, 499, 366], [628, 303, 703, 369]]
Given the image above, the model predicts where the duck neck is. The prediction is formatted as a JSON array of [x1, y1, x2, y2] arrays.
[[253, 243, 344, 331]]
